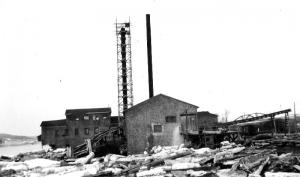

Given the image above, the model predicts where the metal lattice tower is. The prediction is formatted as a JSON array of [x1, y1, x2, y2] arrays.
[[116, 21, 133, 117]]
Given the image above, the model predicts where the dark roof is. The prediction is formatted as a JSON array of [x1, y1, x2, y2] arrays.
[[40, 119, 66, 127], [197, 111, 218, 118], [125, 94, 198, 113], [110, 116, 123, 119], [65, 107, 111, 116]]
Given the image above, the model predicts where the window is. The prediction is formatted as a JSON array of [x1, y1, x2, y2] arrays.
[[94, 127, 99, 134], [75, 128, 79, 136], [165, 116, 176, 123], [111, 117, 118, 124], [93, 115, 96, 120], [84, 115, 89, 120], [64, 129, 69, 136], [84, 128, 89, 135], [153, 124, 163, 133]]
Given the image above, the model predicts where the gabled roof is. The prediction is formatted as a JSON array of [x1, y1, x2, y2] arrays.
[[125, 94, 198, 113], [40, 119, 66, 127], [65, 107, 111, 116]]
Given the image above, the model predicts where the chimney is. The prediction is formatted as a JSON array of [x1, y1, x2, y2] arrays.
[[146, 14, 154, 98]]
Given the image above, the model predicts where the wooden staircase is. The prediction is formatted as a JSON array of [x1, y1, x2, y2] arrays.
[[73, 127, 123, 158]]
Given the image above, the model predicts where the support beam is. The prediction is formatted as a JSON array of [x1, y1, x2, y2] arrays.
[[223, 109, 291, 126]]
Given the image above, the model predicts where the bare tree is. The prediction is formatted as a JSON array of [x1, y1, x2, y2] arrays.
[[223, 109, 230, 123]]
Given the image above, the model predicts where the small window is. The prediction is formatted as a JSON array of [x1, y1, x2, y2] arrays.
[[165, 116, 176, 123], [76, 118, 79, 121], [111, 117, 118, 124], [94, 127, 99, 134], [55, 130, 59, 137], [84, 115, 89, 120], [84, 128, 89, 135], [93, 115, 96, 120], [153, 124, 163, 133], [75, 128, 79, 136]]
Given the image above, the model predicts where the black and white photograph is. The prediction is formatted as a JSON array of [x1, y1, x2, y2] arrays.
[[1, 0, 300, 176]]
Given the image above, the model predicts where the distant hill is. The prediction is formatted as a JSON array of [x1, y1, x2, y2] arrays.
[[0, 133, 36, 141]]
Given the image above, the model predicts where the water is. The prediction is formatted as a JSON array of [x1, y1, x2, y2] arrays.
[[0, 142, 42, 156]]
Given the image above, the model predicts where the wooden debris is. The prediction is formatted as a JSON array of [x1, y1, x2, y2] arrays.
[[293, 164, 300, 171], [186, 170, 208, 177], [249, 157, 270, 177], [0, 155, 13, 161], [137, 167, 166, 177], [75, 152, 95, 165], [265, 172, 300, 177], [171, 162, 200, 170], [1, 140, 300, 176]]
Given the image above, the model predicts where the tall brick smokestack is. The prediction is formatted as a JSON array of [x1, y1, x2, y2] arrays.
[[146, 14, 154, 98]]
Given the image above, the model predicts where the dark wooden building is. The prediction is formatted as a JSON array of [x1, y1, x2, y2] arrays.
[[41, 107, 112, 148], [197, 111, 218, 131], [124, 94, 198, 154], [181, 111, 218, 147], [181, 111, 218, 135]]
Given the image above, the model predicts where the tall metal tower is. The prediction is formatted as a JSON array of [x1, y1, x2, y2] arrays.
[[116, 21, 133, 117]]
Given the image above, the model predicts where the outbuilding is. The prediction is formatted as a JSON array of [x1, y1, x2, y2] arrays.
[[124, 94, 198, 154], [40, 107, 112, 148]]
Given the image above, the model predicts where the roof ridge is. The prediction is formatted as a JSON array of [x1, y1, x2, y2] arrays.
[[125, 93, 198, 113], [65, 107, 111, 111]]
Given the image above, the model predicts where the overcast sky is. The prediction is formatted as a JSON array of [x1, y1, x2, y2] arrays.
[[1, 0, 300, 136]]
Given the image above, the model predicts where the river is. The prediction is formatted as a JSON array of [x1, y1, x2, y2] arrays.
[[0, 142, 42, 156]]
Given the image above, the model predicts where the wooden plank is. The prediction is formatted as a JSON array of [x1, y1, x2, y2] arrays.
[[87, 139, 92, 153]]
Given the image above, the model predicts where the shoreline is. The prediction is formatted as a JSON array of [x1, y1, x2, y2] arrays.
[[0, 142, 42, 157], [0, 141, 38, 147]]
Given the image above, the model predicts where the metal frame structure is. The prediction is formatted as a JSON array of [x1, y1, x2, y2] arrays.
[[116, 20, 133, 117], [223, 109, 291, 134], [235, 113, 265, 121]]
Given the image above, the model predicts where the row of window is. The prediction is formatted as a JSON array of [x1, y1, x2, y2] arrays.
[[55, 127, 100, 137], [74, 115, 107, 121], [55, 116, 176, 137], [152, 116, 177, 133]]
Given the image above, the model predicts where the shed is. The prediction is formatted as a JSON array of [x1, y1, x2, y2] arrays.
[[124, 94, 198, 154]]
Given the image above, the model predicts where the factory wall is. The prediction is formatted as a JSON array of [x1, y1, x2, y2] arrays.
[[125, 94, 198, 154]]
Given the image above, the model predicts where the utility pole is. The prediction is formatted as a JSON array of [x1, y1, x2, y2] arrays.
[[294, 102, 297, 133]]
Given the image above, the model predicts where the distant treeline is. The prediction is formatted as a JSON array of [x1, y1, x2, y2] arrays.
[[0, 133, 35, 141]]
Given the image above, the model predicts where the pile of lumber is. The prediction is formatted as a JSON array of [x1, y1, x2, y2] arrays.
[[1, 141, 300, 177]]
